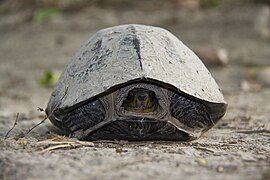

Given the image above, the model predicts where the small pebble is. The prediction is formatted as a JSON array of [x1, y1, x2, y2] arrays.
[[240, 80, 261, 91], [115, 147, 128, 153], [196, 158, 207, 166], [217, 165, 224, 172], [194, 47, 229, 66]]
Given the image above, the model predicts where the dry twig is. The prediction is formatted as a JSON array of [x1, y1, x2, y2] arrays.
[[37, 107, 45, 112], [37, 136, 94, 153], [4, 112, 19, 139], [193, 147, 217, 153], [24, 87, 68, 136], [236, 129, 270, 134]]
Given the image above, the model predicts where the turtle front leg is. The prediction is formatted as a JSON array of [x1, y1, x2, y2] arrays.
[[60, 99, 106, 140], [168, 91, 213, 134]]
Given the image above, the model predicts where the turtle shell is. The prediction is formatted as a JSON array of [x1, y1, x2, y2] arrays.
[[47, 24, 227, 118]]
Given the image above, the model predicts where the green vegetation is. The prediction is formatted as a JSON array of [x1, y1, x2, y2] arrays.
[[208, 0, 222, 7], [33, 7, 61, 23], [39, 69, 60, 87]]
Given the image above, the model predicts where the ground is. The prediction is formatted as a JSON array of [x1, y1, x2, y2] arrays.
[[0, 2, 270, 180]]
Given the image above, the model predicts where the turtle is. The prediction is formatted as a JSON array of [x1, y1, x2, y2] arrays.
[[46, 24, 227, 141]]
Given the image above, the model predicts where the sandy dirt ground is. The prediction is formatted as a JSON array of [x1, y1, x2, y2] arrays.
[[0, 2, 270, 180]]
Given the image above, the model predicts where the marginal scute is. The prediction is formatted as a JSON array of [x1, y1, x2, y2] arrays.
[[47, 24, 227, 114]]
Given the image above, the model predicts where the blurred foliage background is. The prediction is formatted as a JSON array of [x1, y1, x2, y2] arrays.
[[0, 0, 269, 14]]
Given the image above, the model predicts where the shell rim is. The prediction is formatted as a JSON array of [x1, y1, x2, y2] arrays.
[[58, 77, 227, 114]]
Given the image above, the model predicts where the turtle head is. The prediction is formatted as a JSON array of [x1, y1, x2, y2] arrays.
[[115, 83, 168, 119], [122, 88, 157, 113]]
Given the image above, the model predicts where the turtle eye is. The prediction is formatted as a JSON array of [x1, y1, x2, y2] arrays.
[[148, 91, 156, 100], [149, 91, 155, 97], [123, 91, 134, 102]]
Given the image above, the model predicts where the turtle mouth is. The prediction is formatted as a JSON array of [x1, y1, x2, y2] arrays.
[[125, 103, 156, 113]]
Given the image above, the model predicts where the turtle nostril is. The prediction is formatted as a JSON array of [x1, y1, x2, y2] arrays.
[[137, 94, 147, 101]]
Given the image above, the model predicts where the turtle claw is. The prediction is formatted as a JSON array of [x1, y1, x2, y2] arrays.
[[70, 129, 85, 140]]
